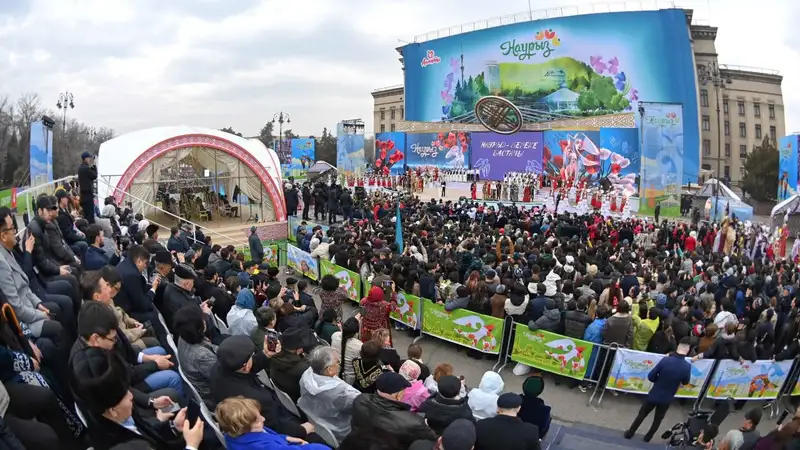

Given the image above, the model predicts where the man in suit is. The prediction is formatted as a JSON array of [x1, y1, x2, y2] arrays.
[[474, 393, 541, 450], [77, 151, 97, 224], [113, 244, 169, 348]]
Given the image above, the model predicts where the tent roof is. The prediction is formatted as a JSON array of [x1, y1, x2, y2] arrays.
[[694, 178, 741, 201], [307, 161, 337, 174], [772, 194, 800, 217]]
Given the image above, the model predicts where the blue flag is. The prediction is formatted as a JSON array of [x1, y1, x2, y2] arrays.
[[395, 203, 403, 251]]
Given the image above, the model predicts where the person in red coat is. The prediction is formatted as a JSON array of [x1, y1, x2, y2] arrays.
[[684, 230, 697, 253], [360, 286, 396, 343], [470, 182, 477, 200]]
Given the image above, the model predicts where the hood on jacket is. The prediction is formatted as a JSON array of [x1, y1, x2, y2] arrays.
[[364, 286, 384, 304], [299, 367, 340, 396], [477, 371, 504, 394], [544, 271, 561, 297], [542, 308, 561, 321], [236, 289, 255, 309]]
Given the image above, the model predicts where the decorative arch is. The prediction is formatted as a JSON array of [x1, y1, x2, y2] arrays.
[[114, 133, 286, 222]]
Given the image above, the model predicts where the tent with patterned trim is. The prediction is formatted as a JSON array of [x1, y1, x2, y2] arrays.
[[97, 126, 287, 222]]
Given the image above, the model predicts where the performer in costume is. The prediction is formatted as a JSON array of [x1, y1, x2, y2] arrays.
[[470, 181, 477, 200], [523, 183, 531, 202]]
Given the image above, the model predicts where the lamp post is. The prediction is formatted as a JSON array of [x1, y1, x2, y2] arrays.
[[56, 92, 75, 130], [272, 112, 291, 159], [697, 60, 731, 222]]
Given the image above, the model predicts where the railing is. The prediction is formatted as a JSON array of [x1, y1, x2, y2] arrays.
[[720, 64, 781, 76], [95, 177, 248, 248], [14, 175, 78, 237]]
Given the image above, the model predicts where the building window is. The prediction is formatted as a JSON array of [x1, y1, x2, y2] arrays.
[[753, 102, 761, 117], [702, 164, 712, 171], [738, 101, 745, 115], [739, 122, 746, 137], [723, 99, 729, 114], [703, 139, 711, 156], [380, 110, 385, 120], [702, 115, 711, 131], [769, 104, 776, 119], [725, 143, 730, 157], [770, 126, 777, 142], [755, 124, 762, 139], [724, 165, 730, 179], [400, 107, 404, 119], [390, 109, 396, 120], [739, 145, 747, 158], [724, 121, 730, 136], [380, 124, 385, 133], [700, 89, 709, 107], [390, 123, 396, 132]]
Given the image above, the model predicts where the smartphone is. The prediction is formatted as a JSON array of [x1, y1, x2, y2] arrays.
[[187, 399, 201, 427], [159, 402, 180, 415], [382, 279, 393, 288], [207, 296, 216, 307], [267, 336, 278, 352], [142, 320, 152, 329]]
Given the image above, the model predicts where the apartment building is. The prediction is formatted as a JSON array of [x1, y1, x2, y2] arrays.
[[371, 85, 404, 134]]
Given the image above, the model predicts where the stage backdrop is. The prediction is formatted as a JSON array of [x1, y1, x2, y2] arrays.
[[273, 139, 292, 165], [375, 132, 406, 175], [336, 122, 367, 175], [471, 132, 543, 180], [290, 138, 315, 172], [401, 9, 699, 184], [778, 135, 798, 201], [640, 103, 683, 215], [29, 120, 53, 188], [406, 132, 471, 168]]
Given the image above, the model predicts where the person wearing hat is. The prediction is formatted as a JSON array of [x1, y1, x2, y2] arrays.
[[347, 372, 435, 448], [161, 264, 210, 332], [77, 151, 97, 224], [474, 392, 541, 450], [409, 419, 477, 450], [517, 376, 551, 439], [248, 226, 264, 264], [269, 327, 317, 402], [142, 224, 168, 255], [209, 335, 322, 443], [418, 375, 475, 435]]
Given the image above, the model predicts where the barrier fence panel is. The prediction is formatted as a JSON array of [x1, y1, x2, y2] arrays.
[[604, 348, 715, 399], [287, 217, 330, 243], [389, 291, 421, 330], [705, 359, 793, 400], [237, 242, 281, 267], [319, 259, 362, 303], [286, 243, 320, 281], [421, 299, 504, 355], [510, 324, 595, 380]]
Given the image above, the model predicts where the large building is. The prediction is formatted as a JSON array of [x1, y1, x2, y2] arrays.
[[371, 9, 786, 187]]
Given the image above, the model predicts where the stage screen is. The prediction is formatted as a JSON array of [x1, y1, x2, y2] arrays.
[[375, 132, 406, 175], [406, 132, 471, 168], [336, 123, 367, 175], [471, 132, 543, 180], [29, 120, 53, 187], [778, 135, 798, 201]]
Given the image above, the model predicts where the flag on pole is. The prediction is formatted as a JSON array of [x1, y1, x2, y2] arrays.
[[395, 203, 403, 251]]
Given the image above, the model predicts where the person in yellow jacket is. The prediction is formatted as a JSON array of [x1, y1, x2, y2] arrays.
[[632, 301, 660, 351]]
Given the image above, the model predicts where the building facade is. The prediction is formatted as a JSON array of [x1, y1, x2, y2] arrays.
[[691, 19, 785, 188], [372, 11, 786, 187], [371, 85, 404, 134]]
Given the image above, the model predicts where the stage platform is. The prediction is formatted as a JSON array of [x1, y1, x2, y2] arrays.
[[145, 211, 281, 248]]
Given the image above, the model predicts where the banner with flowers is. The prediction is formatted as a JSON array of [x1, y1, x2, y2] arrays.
[[421, 299, 503, 354], [375, 132, 406, 175], [406, 132, 470, 169], [389, 291, 421, 329], [706, 359, 792, 400], [511, 324, 594, 380], [606, 348, 714, 398], [319, 259, 362, 303]]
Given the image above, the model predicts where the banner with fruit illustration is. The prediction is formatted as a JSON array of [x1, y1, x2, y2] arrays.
[[319, 259, 362, 303], [421, 299, 503, 354], [606, 349, 714, 398], [706, 359, 792, 400], [510, 325, 594, 380], [389, 291, 421, 330]]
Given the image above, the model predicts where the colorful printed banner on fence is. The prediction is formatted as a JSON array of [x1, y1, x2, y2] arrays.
[[706, 359, 792, 400], [390, 291, 421, 329], [606, 349, 714, 398], [286, 243, 319, 281], [319, 259, 362, 302], [238, 243, 279, 267], [288, 216, 330, 243], [511, 324, 594, 380], [421, 299, 503, 354]]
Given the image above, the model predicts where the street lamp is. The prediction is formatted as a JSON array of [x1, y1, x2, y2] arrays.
[[272, 111, 291, 150], [697, 60, 731, 222], [56, 92, 75, 130]]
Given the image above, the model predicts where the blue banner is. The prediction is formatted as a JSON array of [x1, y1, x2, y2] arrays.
[[29, 121, 53, 187], [400, 9, 699, 184], [778, 136, 798, 201], [406, 132, 470, 168], [290, 138, 315, 172], [375, 132, 406, 175], [640, 103, 683, 214], [336, 123, 367, 174]]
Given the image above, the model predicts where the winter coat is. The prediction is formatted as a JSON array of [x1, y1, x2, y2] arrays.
[[646, 353, 691, 405], [348, 393, 436, 450], [227, 290, 258, 337], [528, 308, 561, 334], [297, 367, 361, 443], [401, 380, 430, 412], [632, 316, 659, 351], [417, 394, 475, 436], [602, 314, 634, 347], [226, 428, 329, 450], [176, 337, 217, 408], [269, 351, 310, 403], [468, 372, 504, 420], [445, 295, 470, 312], [583, 318, 607, 344], [563, 310, 592, 339]]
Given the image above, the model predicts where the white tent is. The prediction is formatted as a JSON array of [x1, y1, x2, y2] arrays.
[[97, 126, 287, 221], [695, 178, 741, 201], [772, 193, 800, 217]]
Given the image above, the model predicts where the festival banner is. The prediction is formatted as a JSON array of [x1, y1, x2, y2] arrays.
[[706, 359, 792, 400], [237, 243, 279, 267], [401, 9, 699, 184], [288, 138, 315, 178], [0, 188, 17, 210], [778, 135, 798, 201], [606, 348, 714, 399], [375, 132, 407, 175], [406, 132, 470, 169], [29, 121, 53, 188], [389, 291, 421, 329], [273, 139, 292, 166], [287, 216, 329, 243], [286, 243, 319, 281], [319, 259, 362, 303], [421, 299, 503, 354], [470, 132, 543, 180], [510, 324, 594, 380], [639, 102, 683, 216], [336, 122, 367, 175]]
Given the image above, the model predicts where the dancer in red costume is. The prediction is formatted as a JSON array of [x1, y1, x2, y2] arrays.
[[610, 195, 618, 212], [522, 184, 531, 202], [470, 182, 477, 200]]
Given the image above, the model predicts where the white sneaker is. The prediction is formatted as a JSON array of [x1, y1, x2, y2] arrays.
[[512, 363, 531, 376]]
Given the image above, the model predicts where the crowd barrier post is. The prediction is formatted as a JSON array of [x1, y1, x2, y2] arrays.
[[492, 316, 515, 373], [690, 358, 721, 413], [587, 343, 619, 408], [411, 299, 426, 345], [772, 356, 800, 418]]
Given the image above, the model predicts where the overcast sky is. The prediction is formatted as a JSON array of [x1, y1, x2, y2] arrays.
[[0, 0, 796, 137]]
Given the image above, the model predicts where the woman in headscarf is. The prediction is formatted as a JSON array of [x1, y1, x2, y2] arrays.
[[359, 286, 395, 343], [398, 360, 429, 412], [351, 340, 392, 394], [226, 273, 257, 336]]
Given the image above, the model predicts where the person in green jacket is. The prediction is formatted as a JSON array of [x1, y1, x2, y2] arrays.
[[632, 301, 660, 351]]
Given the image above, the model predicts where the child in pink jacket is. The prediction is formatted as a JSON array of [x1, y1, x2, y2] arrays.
[[399, 360, 430, 411]]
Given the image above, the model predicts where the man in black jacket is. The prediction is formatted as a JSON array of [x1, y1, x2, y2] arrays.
[[54, 190, 87, 257], [340, 189, 353, 221], [475, 393, 541, 450], [302, 183, 312, 220], [418, 375, 475, 435], [77, 151, 97, 224]]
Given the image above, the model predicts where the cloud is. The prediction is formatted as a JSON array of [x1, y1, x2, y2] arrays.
[[0, 0, 795, 142]]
